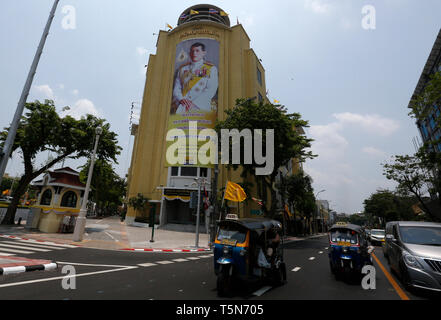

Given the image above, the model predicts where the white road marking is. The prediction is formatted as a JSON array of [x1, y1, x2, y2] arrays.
[[0, 247, 34, 254], [13, 239, 77, 248], [0, 252, 16, 256], [197, 255, 212, 258], [1, 241, 65, 250], [319, 251, 323, 254], [0, 243, 50, 252], [104, 232, 118, 242], [156, 260, 174, 265], [253, 286, 272, 296], [309, 257, 316, 260], [56, 262, 134, 268], [138, 263, 157, 267], [292, 267, 301, 272], [172, 258, 189, 262], [186, 257, 200, 260], [0, 266, 138, 289]]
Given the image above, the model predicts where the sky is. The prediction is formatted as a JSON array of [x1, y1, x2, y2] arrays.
[[0, 0, 440, 214]]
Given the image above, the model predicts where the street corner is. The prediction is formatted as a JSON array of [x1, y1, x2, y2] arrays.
[[0, 256, 57, 275]]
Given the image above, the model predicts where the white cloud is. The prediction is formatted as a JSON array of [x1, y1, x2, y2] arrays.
[[33, 84, 55, 100], [362, 146, 387, 157], [304, 0, 332, 14], [307, 122, 348, 161], [71, 89, 79, 95], [333, 112, 400, 136], [62, 99, 99, 119], [136, 47, 148, 56]]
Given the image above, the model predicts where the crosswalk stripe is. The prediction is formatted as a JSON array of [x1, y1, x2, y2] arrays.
[[186, 257, 200, 260], [197, 255, 213, 258], [0, 247, 35, 254], [0, 252, 16, 256], [0, 243, 50, 252], [13, 239, 77, 248], [172, 258, 189, 262], [2, 241, 66, 250]]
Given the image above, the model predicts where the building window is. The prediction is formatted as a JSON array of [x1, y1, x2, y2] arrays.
[[257, 67, 262, 86], [171, 167, 179, 176], [60, 191, 78, 208], [181, 167, 198, 177], [200, 168, 208, 177], [40, 189, 52, 206], [420, 124, 429, 139]]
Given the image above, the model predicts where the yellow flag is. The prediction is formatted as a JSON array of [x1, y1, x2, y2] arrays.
[[224, 181, 247, 202], [274, 99, 280, 104], [220, 11, 228, 16], [166, 23, 173, 30], [190, 9, 199, 15]]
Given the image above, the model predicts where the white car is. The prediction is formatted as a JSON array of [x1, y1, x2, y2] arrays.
[[370, 229, 385, 246]]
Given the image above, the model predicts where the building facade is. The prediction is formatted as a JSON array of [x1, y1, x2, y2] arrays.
[[409, 29, 441, 152], [126, 5, 277, 229]]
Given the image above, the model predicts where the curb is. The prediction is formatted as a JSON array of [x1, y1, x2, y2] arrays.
[[121, 248, 212, 253], [0, 262, 57, 275]]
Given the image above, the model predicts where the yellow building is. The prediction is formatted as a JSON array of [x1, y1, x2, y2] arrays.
[[126, 5, 297, 229]]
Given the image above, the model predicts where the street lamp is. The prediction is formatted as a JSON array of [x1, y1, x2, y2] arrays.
[[187, 177, 209, 248], [73, 127, 103, 242]]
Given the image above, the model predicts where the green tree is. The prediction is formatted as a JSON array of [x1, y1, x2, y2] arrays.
[[128, 193, 150, 221], [215, 98, 316, 217], [281, 170, 316, 235], [383, 155, 438, 220], [0, 100, 121, 225], [79, 159, 126, 216], [363, 189, 420, 226]]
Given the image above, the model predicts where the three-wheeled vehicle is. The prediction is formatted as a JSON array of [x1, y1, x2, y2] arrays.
[[214, 216, 287, 296], [328, 222, 374, 279]]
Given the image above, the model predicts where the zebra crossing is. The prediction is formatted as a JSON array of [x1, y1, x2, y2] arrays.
[[0, 236, 78, 257], [137, 254, 214, 267]]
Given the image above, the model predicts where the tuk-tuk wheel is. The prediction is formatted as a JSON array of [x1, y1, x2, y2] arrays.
[[217, 267, 232, 297]]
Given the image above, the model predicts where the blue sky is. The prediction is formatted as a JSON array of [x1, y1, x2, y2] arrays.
[[1, 0, 440, 214]]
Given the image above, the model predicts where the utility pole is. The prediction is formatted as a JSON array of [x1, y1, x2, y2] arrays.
[[0, 0, 60, 186]]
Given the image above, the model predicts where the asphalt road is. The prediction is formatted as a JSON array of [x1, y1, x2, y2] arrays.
[[0, 236, 438, 300]]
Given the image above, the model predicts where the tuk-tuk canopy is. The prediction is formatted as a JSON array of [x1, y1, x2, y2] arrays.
[[329, 223, 363, 234], [218, 218, 282, 236]]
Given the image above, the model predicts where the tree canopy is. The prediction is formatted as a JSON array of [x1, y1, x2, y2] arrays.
[[215, 98, 316, 217], [0, 100, 122, 224]]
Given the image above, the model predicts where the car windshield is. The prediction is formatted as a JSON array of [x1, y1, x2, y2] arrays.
[[330, 229, 358, 245], [217, 226, 247, 243], [371, 230, 385, 236], [399, 226, 441, 246]]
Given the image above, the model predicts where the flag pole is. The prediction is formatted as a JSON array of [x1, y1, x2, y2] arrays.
[[219, 180, 228, 222]]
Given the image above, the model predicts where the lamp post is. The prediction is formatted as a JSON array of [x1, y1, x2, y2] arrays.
[[187, 177, 209, 248], [73, 127, 103, 242]]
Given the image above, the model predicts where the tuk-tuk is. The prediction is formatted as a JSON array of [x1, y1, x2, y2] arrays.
[[214, 216, 287, 296], [328, 222, 374, 279]]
